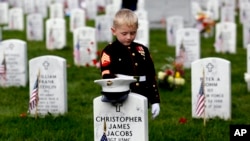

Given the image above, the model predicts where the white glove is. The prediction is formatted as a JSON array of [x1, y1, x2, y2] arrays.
[[151, 103, 160, 119]]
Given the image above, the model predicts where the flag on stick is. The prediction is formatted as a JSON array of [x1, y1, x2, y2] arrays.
[[0, 54, 7, 81], [195, 75, 205, 117], [29, 71, 40, 112], [100, 120, 108, 141], [74, 38, 81, 64], [48, 28, 54, 48], [214, 32, 223, 52]]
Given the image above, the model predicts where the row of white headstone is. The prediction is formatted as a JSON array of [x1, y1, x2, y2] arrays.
[[0, 40, 67, 116], [0, 37, 244, 124], [0, 44, 234, 141]]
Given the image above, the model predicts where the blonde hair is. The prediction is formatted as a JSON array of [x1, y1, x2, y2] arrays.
[[113, 8, 138, 29]]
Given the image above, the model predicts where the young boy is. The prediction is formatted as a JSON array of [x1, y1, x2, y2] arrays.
[[100, 8, 160, 119]]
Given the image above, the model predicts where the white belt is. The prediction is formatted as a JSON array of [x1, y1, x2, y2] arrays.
[[116, 74, 146, 82]]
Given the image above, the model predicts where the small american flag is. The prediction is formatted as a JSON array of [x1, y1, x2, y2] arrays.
[[195, 79, 205, 117], [29, 72, 40, 111], [48, 28, 54, 48], [100, 120, 108, 141], [214, 32, 223, 51], [74, 39, 81, 64], [100, 133, 108, 141], [168, 25, 174, 45], [0, 55, 6, 80]]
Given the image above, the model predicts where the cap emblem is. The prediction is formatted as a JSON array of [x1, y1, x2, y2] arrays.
[[106, 80, 113, 86]]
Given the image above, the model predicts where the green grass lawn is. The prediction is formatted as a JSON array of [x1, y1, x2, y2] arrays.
[[0, 15, 250, 141]]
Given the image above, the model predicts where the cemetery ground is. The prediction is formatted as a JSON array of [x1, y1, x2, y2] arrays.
[[1, 17, 250, 141]]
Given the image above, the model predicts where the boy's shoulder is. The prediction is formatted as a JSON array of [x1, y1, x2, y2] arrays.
[[104, 42, 116, 50], [133, 42, 149, 51]]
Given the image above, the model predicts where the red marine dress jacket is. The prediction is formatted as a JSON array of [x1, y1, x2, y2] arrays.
[[100, 40, 160, 104]]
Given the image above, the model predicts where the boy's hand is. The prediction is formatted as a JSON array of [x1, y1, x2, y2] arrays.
[[151, 103, 160, 119]]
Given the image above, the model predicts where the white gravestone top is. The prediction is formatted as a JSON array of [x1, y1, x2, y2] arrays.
[[176, 28, 200, 69], [0, 2, 8, 25], [49, 2, 64, 19], [244, 44, 250, 91], [70, 8, 86, 32], [46, 18, 66, 50], [34, 0, 48, 18], [95, 15, 112, 43], [239, 3, 250, 24], [134, 9, 148, 21], [0, 39, 27, 87], [206, 0, 220, 20], [73, 26, 97, 67], [166, 16, 184, 47], [23, 0, 35, 14], [8, 7, 24, 31], [134, 19, 149, 48], [243, 22, 250, 49], [220, 6, 235, 23], [214, 22, 236, 54], [191, 57, 231, 120], [29, 55, 67, 116], [26, 13, 44, 41], [85, 0, 97, 20]]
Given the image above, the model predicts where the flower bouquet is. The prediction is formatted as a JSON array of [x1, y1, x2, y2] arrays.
[[157, 57, 185, 90], [195, 12, 215, 37]]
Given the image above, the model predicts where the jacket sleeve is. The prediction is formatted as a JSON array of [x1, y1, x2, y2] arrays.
[[145, 48, 160, 104], [100, 46, 116, 79]]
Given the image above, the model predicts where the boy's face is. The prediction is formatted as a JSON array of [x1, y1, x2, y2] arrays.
[[111, 25, 137, 46]]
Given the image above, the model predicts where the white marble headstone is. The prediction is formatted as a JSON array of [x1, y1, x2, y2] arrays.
[[134, 19, 149, 48], [23, 0, 35, 14], [8, 7, 24, 30], [240, 3, 250, 24], [0, 39, 27, 87], [0, 2, 8, 25], [206, 0, 219, 20], [9, 0, 23, 8], [166, 16, 184, 47], [34, 0, 48, 18], [243, 21, 250, 48], [26, 13, 44, 41], [94, 93, 148, 141], [220, 0, 235, 8], [105, 4, 119, 19], [73, 26, 97, 66], [135, 9, 148, 21], [214, 22, 236, 53], [95, 15, 112, 43], [50, 2, 64, 19], [46, 18, 66, 50], [85, 0, 97, 20], [191, 57, 231, 120], [0, 27, 1, 41], [137, 0, 145, 10], [70, 8, 86, 32], [220, 6, 235, 23], [67, 0, 79, 11], [29, 55, 67, 116], [245, 44, 250, 91], [176, 28, 200, 69]]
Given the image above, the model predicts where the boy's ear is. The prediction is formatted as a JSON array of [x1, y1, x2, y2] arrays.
[[111, 27, 116, 35]]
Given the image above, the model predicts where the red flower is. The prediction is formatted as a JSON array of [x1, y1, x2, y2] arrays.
[[179, 117, 187, 124], [20, 113, 27, 118], [165, 69, 174, 76]]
